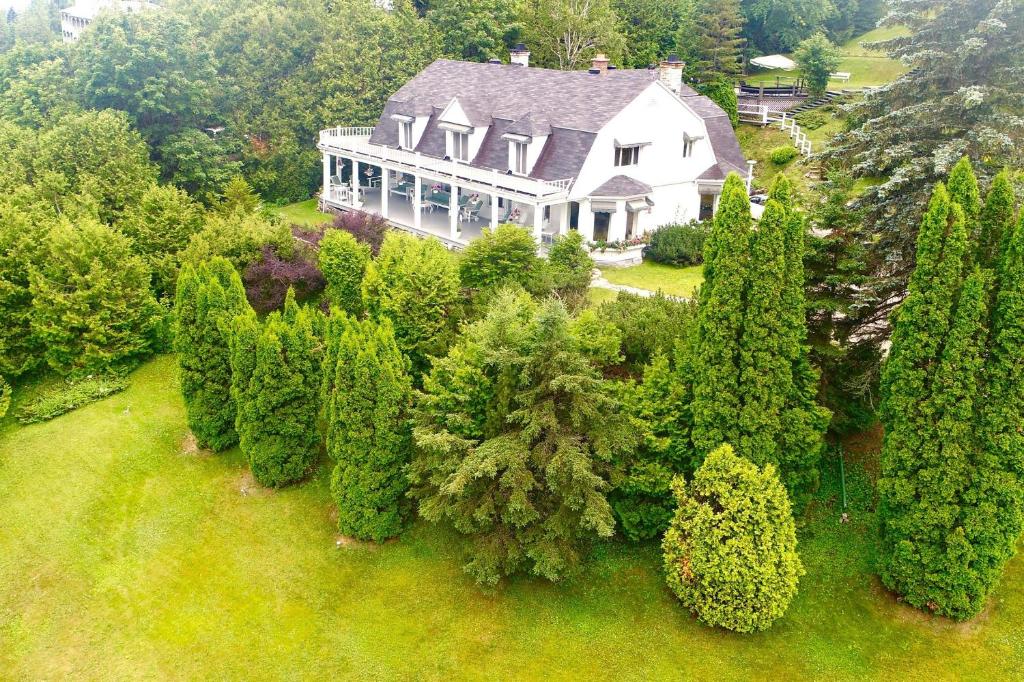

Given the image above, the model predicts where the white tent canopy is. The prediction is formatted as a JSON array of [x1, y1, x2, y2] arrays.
[[750, 54, 797, 71]]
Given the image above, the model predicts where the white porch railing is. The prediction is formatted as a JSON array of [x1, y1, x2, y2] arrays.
[[319, 127, 573, 200]]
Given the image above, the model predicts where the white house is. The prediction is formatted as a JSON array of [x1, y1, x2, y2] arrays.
[[59, 0, 158, 42], [318, 47, 751, 263]]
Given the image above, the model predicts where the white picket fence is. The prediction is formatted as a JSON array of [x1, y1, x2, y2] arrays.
[[777, 112, 812, 157]]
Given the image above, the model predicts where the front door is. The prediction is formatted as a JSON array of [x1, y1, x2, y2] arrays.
[[594, 212, 611, 241]]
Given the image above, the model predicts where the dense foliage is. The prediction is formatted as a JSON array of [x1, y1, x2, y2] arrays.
[[662, 444, 803, 633], [878, 161, 1024, 620], [646, 221, 707, 266], [175, 258, 249, 451], [410, 290, 639, 584], [231, 292, 321, 487], [822, 0, 1024, 345], [15, 374, 129, 425], [324, 315, 413, 541], [691, 174, 829, 505], [363, 231, 461, 379], [318, 229, 370, 315], [599, 292, 696, 368], [794, 33, 841, 98]]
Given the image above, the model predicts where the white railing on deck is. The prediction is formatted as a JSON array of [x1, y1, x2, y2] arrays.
[[319, 127, 573, 199]]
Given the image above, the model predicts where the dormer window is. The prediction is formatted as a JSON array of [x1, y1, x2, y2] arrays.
[[513, 141, 528, 174], [448, 131, 468, 161], [400, 120, 413, 148], [615, 145, 640, 167]]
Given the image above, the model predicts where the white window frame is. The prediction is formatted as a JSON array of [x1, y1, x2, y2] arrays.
[[615, 145, 640, 167], [400, 120, 413, 149], [682, 135, 695, 158], [451, 131, 469, 161], [513, 141, 528, 174]]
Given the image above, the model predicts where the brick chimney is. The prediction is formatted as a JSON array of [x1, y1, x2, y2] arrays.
[[659, 54, 684, 94], [510, 43, 530, 67], [591, 53, 610, 74]]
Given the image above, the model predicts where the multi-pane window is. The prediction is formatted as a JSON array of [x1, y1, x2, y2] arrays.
[[400, 121, 413, 148], [683, 135, 695, 158], [615, 145, 640, 166], [452, 132, 469, 161], [514, 141, 528, 174]]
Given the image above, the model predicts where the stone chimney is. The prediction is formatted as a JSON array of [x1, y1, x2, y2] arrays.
[[591, 53, 610, 74], [659, 54, 684, 94], [510, 43, 530, 67]]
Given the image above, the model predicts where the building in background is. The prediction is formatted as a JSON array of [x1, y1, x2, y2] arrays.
[[60, 0, 158, 42], [319, 47, 750, 265]]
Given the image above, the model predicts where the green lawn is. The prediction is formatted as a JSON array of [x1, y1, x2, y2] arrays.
[[2, 357, 1023, 679], [600, 262, 704, 298], [274, 198, 332, 227], [587, 286, 619, 307], [748, 25, 910, 91]]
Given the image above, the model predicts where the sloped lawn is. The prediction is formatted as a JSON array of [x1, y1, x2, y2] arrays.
[[1, 356, 1022, 679], [600, 261, 704, 298]]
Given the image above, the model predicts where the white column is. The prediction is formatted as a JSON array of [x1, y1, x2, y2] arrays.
[[351, 159, 360, 207], [579, 199, 595, 242], [557, 202, 569, 235], [413, 175, 422, 231], [449, 185, 459, 239], [532, 203, 543, 242], [489, 193, 499, 230], [380, 168, 389, 219], [322, 153, 331, 202], [609, 200, 627, 242]]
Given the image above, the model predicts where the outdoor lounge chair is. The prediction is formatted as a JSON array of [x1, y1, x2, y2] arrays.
[[461, 199, 483, 222]]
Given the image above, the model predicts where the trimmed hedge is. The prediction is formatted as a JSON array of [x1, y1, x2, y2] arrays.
[[646, 221, 708, 266]]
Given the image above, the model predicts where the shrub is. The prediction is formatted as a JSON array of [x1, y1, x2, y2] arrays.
[[319, 229, 370, 316], [646, 222, 708, 266], [362, 232, 461, 379], [333, 210, 389, 256], [459, 224, 540, 292], [770, 146, 798, 165], [598, 292, 696, 368], [17, 375, 129, 424], [243, 244, 325, 314], [662, 444, 803, 633], [181, 211, 292, 271], [546, 231, 594, 308], [795, 110, 828, 130], [29, 220, 164, 375]]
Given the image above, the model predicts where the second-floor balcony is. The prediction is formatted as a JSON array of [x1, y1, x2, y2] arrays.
[[318, 127, 573, 202]]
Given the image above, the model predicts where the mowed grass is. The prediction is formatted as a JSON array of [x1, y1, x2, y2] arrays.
[[600, 262, 704, 298], [748, 25, 910, 91], [2, 356, 1024, 680], [274, 198, 332, 227]]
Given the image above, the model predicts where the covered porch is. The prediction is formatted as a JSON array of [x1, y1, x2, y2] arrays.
[[321, 153, 571, 249]]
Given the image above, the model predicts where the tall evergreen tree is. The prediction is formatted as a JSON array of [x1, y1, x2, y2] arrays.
[[410, 290, 639, 584], [233, 291, 320, 487], [318, 229, 370, 316], [821, 0, 1024, 347], [326, 316, 413, 542], [691, 174, 827, 502], [175, 257, 248, 452], [691, 0, 745, 82], [977, 170, 1015, 270], [692, 174, 751, 455]]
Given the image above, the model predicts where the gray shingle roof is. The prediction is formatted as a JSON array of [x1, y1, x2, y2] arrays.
[[589, 175, 653, 197], [366, 59, 746, 187]]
